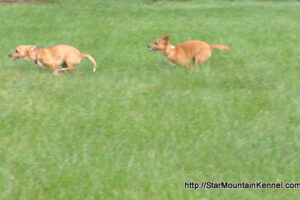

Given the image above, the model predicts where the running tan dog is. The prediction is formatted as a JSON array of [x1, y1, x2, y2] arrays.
[[9, 45, 97, 74], [147, 34, 230, 69]]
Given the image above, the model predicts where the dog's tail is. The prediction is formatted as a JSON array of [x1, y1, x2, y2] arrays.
[[81, 54, 97, 72], [209, 45, 230, 50]]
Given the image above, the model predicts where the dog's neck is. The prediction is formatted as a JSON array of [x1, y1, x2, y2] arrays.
[[27, 47, 40, 63], [163, 43, 175, 57]]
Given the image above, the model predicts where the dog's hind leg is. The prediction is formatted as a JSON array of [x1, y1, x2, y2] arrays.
[[66, 64, 74, 71], [194, 57, 202, 67], [195, 51, 211, 68], [59, 62, 74, 72], [62, 63, 68, 68]]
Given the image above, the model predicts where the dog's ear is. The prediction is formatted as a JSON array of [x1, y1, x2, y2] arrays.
[[27, 45, 36, 51], [162, 33, 169, 43]]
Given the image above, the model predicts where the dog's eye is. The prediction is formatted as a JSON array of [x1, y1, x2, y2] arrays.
[[154, 42, 158, 45], [15, 50, 19, 53]]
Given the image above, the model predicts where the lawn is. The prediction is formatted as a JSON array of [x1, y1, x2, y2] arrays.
[[0, 0, 300, 199]]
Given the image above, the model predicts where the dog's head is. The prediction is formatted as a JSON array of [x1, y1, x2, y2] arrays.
[[8, 45, 36, 61], [147, 33, 169, 52]]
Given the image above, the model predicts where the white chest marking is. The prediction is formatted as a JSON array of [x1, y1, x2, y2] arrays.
[[37, 61, 45, 67]]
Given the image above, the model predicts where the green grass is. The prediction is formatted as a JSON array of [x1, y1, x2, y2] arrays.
[[0, 0, 300, 199]]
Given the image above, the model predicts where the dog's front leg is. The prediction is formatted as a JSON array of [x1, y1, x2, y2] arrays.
[[182, 63, 191, 70], [36, 62, 42, 70], [50, 65, 59, 75], [59, 68, 67, 72]]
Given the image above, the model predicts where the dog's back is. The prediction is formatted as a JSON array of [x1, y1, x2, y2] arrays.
[[176, 40, 210, 58], [49, 45, 81, 58]]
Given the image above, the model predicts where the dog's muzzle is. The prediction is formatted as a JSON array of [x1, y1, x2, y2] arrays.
[[147, 44, 159, 51], [150, 47, 159, 51], [9, 55, 19, 61]]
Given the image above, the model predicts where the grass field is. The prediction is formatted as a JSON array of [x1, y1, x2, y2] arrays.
[[0, 0, 300, 199]]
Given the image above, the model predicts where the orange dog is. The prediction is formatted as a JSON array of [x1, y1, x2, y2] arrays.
[[9, 45, 97, 74], [147, 34, 230, 69]]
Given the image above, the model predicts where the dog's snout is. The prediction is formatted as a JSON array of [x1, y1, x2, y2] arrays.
[[8, 54, 11, 57], [147, 44, 150, 48]]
